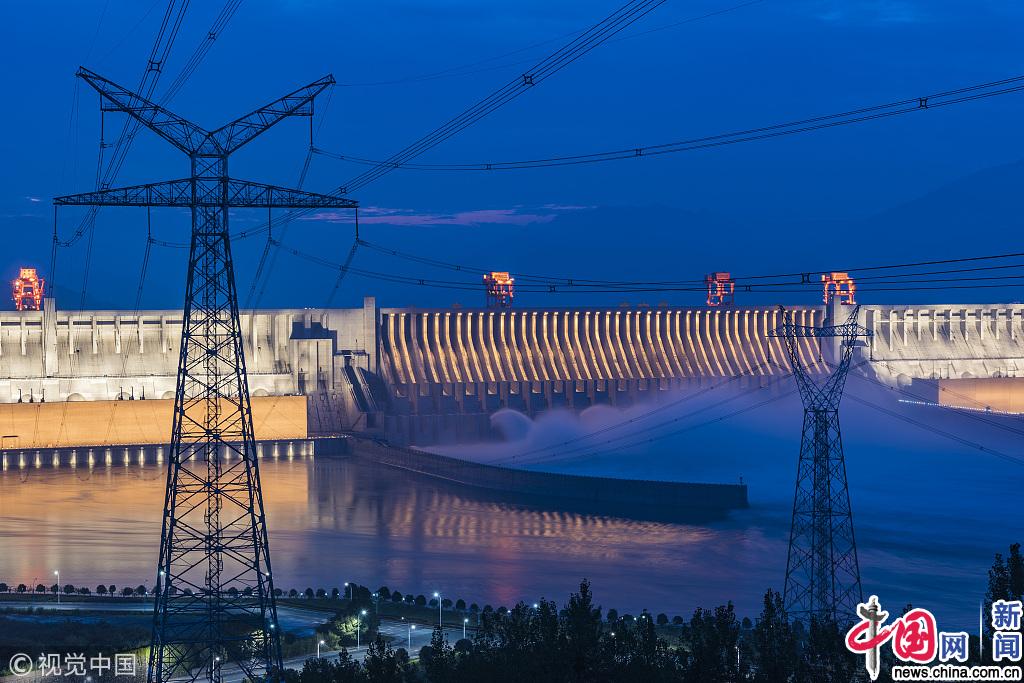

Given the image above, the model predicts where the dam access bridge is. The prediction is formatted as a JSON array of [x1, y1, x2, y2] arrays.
[[0, 297, 1021, 447]]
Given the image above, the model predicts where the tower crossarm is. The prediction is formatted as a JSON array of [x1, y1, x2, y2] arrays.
[[210, 75, 335, 153], [769, 306, 871, 410], [55, 178, 359, 209], [77, 67, 214, 156]]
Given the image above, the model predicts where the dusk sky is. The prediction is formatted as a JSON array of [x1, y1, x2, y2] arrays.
[[2, 0, 1023, 309]]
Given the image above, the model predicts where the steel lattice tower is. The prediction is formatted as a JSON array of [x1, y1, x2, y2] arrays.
[[771, 304, 871, 624], [55, 68, 357, 683]]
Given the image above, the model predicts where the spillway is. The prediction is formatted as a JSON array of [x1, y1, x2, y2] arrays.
[[1, 297, 1021, 446]]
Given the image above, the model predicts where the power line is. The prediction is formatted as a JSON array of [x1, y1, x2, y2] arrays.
[[492, 361, 783, 464], [272, 237, 1024, 296], [511, 387, 796, 467], [312, 73, 1024, 172], [846, 393, 1024, 469], [356, 238, 1024, 289], [335, 0, 765, 88], [247, 0, 670, 246]]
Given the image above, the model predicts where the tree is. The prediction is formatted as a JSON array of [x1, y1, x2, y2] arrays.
[[136, 584, 147, 595], [377, 586, 391, 601], [563, 580, 604, 682], [363, 634, 402, 683], [680, 603, 739, 683], [332, 587, 340, 599], [16, 584, 27, 594], [274, 588, 283, 598], [122, 587, 134, 597], [298, 648, 363, 683], [455, 598, 466, 611], [391, 591, 403, 603], [0, 583, 7, 593], [305, 588, 315, 599], [51, 584, 59, 595], [79, 587, 91, 595], [404, 594, 414, 605], [289, 588, 299, 598], [415, 594, 427, 607], [1010, 543, 1024, 599], [656, 613, 669, 626], [469, 603, 479, 613], [65, 584, 76, 595], [428, 598, 438, 609], [423, 626, 454, 683], [108, 585, 116, 596], [35, 584, 46, 594], [799, 618, 857, 683], [441, 598, 452, 610], [672, 616, 684, 626], [316, 588, 327, 599], [606, 608, 618, 622], [96, 585, 107, 596], [752, 589, 797, 683]]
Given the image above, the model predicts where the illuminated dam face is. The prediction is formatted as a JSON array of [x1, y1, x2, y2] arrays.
[[1, 298, 1022, 445]]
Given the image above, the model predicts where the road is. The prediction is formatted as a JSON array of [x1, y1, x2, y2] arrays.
[[2, 599, 470, 679]]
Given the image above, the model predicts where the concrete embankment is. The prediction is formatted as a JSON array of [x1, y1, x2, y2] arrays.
[[350, 438, 748, 514]]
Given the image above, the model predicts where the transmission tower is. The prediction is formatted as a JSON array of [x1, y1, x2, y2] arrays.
[[55, 67, 357, 683], [771, 304, 871, 624]]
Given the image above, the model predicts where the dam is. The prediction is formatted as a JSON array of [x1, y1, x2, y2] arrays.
[[1, 297, 1021, 446]]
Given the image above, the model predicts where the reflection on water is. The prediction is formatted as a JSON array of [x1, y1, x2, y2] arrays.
[[0, 455, 783, 618]]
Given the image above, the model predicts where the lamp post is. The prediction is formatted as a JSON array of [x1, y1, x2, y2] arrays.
[[213, 656, 220, 683], [433, 591, 441, 628], [463, 618, 468, 640], [408, 624, 416, 650], [53, 570, 60, 605], [357, 609, 367, 648], [344, 582, 351, 601], [317, 639, 325, 658]]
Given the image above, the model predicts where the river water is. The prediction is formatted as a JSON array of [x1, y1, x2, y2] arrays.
[[0, 381, 1019, 630]]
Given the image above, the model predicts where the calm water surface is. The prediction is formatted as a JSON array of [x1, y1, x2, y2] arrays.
[[0, 432, 1009, 628], [0, 454, 781, 619]]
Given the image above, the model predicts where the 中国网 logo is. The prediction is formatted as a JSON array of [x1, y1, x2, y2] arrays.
[[845, 595, 1022, 681]]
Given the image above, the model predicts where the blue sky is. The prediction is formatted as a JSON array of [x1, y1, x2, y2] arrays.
[[1, 0, 1023, 308]]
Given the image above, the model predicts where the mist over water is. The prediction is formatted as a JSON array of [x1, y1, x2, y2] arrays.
[[426, 370, 1024, 627]]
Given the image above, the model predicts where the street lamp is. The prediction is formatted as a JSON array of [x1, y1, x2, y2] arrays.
[[357, 609, 367, 648], [317, 640, 325, 658], [53, 570, 60, 605], [408, 624, 416, 650], [463, 618, 468, 640], [344, 582, 351, 601], [433, 591, 441, 627], [213, 656, 220, 682]]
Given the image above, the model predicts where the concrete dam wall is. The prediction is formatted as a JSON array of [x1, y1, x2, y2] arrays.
[[3, 298, 1024, 445]]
